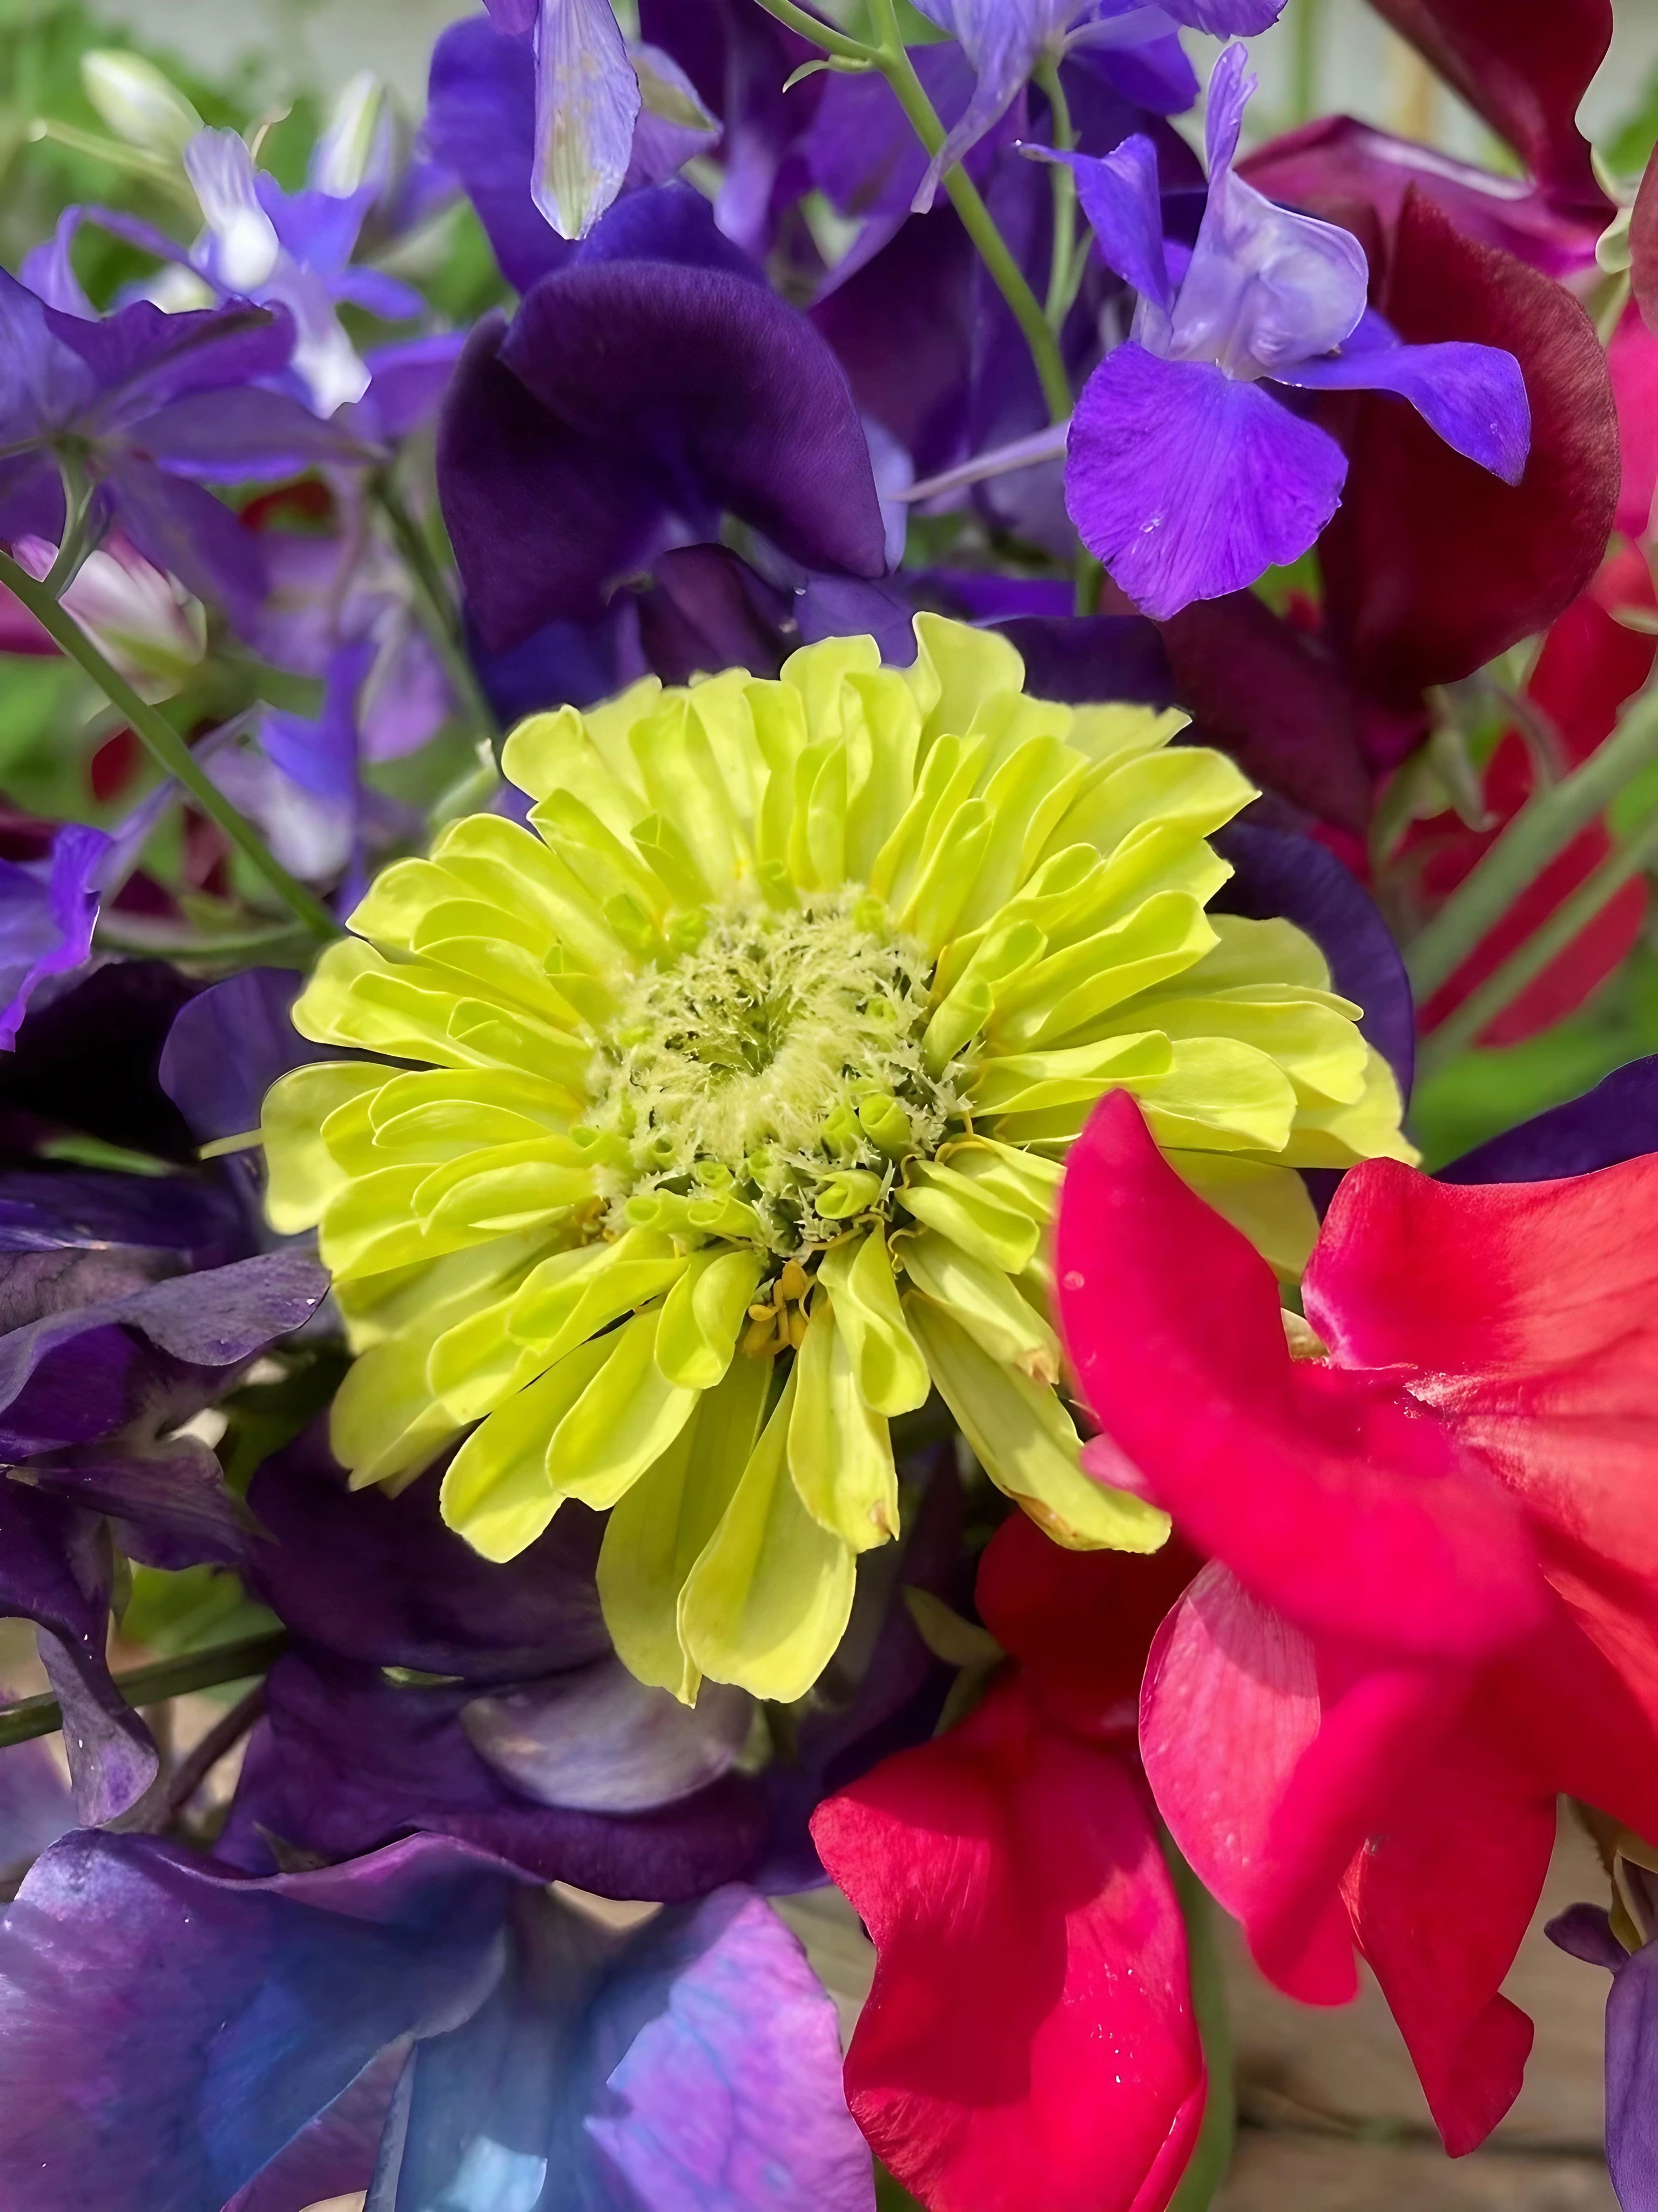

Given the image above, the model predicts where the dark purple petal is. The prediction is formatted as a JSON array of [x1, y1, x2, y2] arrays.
[[0, 1829, 518, 2210], [0, 825, 109, 1051], [0, 272, 98, 441], [1212, 822, 1414, 1093], [992, 612, 1176, 709], [461, 1662, 753, 1812], [221, 1649, 770, 1898], [352, 332, 467, 442], [132, 387, 379, 480], [103, 456, 266, 623], [427, 14, 577, 291], [0, 1165, 246, 1274], [159, 968, 332, 1147], [244, 1421, 609, 1683], [438, 312, 662, 648], [469, 602, 638, 721], [1042, 135, 1170, 309], [1545, 1903, 1627, 1972], [1066, 343, 1347, 618], [1077, 32, 1198, 116], [499, 255, 886, 581], [575, 176, 764, 279], [56, 298, 293, 428], [1439, 1057, 1658, 1184], [795, 575, 916, 663], [224, 2042, 406, 2212], [0, 960, 200, 1165], [1606, 1936, 1658, 2212], [1156, 0, 1286, 27], [26, 1433, 247, 1571], [1275, 336, 1529, 483], [635, 543, 791, 683]]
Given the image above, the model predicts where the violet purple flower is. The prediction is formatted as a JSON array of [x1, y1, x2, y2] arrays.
[[1062, 44, 1531, 616], [908, 0, 1288, 210], [0, 1825, 871, 2212], [0, 826, 110, 1052], [1551, 1890, 1658, 2212]]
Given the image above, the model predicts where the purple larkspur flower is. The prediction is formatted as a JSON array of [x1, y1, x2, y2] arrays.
[[908, 0, 1286, 209], [1550, 1889, 1658, 2212], [0, 827, 110, 1053], [0, 1826, 871, 2212], [0, 272, 366, 618], [1061, 45, 1531, 616]]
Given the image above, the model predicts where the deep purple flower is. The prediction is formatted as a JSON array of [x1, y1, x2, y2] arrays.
[[1550, 1890, 1658, 2212], [0, 827, 110, 1052], [907, 0, 1286, 208], [0, 1826, 870, 2212], [437, 184, 885, 651], [1441, 1057, 1658, 1184], [0, 274, 364, 618], [1061, 44, 1530, 616]]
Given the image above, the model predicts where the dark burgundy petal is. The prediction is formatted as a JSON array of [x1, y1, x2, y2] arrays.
[[0, 1829, 517, 2210], [437, 313, 662, 649], [1214, 821, 1415, 1094], [1366, 0, 1612, 211], [1633, 148, 1658, 338], [1322, 190, 1618, 714], [245, 1421, 609, 1683], [499, 258, 885, 591], [1439, 1058, 1658, 1185], [1156, 590, 1373, 830]]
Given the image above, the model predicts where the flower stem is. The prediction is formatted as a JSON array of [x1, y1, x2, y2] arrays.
[[1405, 683, 1658, 1003], [0, 1631, 289, 1750], [1290, 0, 1325, 125], [1417, 810, 1658, 1077], [1168, 1854, 1236, 2212], [1035, 58, 1080, 331], [745, 0, 873, 63], [867, 2, 1073, 425], [0, 547, 340, 940]]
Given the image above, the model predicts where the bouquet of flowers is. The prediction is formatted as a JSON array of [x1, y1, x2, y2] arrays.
[[0, 0, 1653, 2205]]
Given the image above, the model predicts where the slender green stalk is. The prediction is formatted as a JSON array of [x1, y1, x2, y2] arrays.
[[1405, 685, 1658, 1003], [0, 1631, 289, 1749], [44, 451, 96, 597], [0, 547, 340, 939], [1290, 0, 1325, 126], [746, 0, 873, 63], [373, 476, 501, 747], [1035, 57, 1079, 329], [93, 915, 313, 961], [1418, 812, 1658, 1077], [1168, 1856, 1236, 2212]]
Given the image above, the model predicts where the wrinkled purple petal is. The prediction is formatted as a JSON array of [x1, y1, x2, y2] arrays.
[[1067, 342, 1346, 617], [1273, 335, 1530, 485], [1212, 820, 1415, 1094], [0, 1829, 518, 2210], [587, 1889, 873, 2212], [0, 825, 109, 1051], [245, 1422, 609, 1683], [428, 14, 577, 291], [134, 386, 378, 480], [1439, 1057, 1658, 1185], [534, 0, 642, 241], [461, 1663, 753, 1813], [1040, 134, 1170, 311]]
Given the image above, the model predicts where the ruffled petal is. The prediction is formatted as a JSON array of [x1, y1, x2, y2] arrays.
[[1066, 345, 1346, 618]]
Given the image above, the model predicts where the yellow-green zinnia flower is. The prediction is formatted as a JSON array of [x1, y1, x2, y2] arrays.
[[261, 615, 1412, 1705]]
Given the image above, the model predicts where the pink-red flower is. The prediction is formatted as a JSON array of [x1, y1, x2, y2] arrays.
[[811, 1518, 1204, 2212], [1055, 1091, 1658, 2155]]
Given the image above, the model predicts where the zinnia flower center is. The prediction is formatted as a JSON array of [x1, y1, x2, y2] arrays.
[[586, 894, 958, 1253]]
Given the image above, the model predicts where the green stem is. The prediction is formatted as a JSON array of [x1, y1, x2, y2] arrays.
[[0, 548, 340, 939], [373, 477, 501, 748], [0, 1631, 289, 1749], [1035, 57, 1079, 330], [1168, 1856, 1236, 2212], [1405, 685, 1658, 1003], [44, 451, 95, 597], [868, 0, 1073, 424], [93, 915, 312, 961], [746, 0, 872, 62], [1290, 0, 1324, 126], [1418, 812, 1658, 1077]]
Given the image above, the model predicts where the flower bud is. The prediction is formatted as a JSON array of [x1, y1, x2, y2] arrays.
[[80, 51, 203, 158]]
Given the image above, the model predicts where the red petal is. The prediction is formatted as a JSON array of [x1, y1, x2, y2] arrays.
[[1339, 1695, 1552, 2153], [1365, 0, 1612, 210], [1610, 309, 1658, 537], [975, 1513, 1202, 1741], [1055, 1095, 1547, 1660], [1322, 190, 1618, 713], [812, 1679, 1204, 2212]]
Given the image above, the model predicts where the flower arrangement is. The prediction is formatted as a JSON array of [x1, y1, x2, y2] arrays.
[[0, 2, 1653, 2208]]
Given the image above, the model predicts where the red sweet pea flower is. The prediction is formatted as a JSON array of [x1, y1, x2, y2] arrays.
[[811, 1521, 1204, 2212], [1055, 1091, 1658, 2155]]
